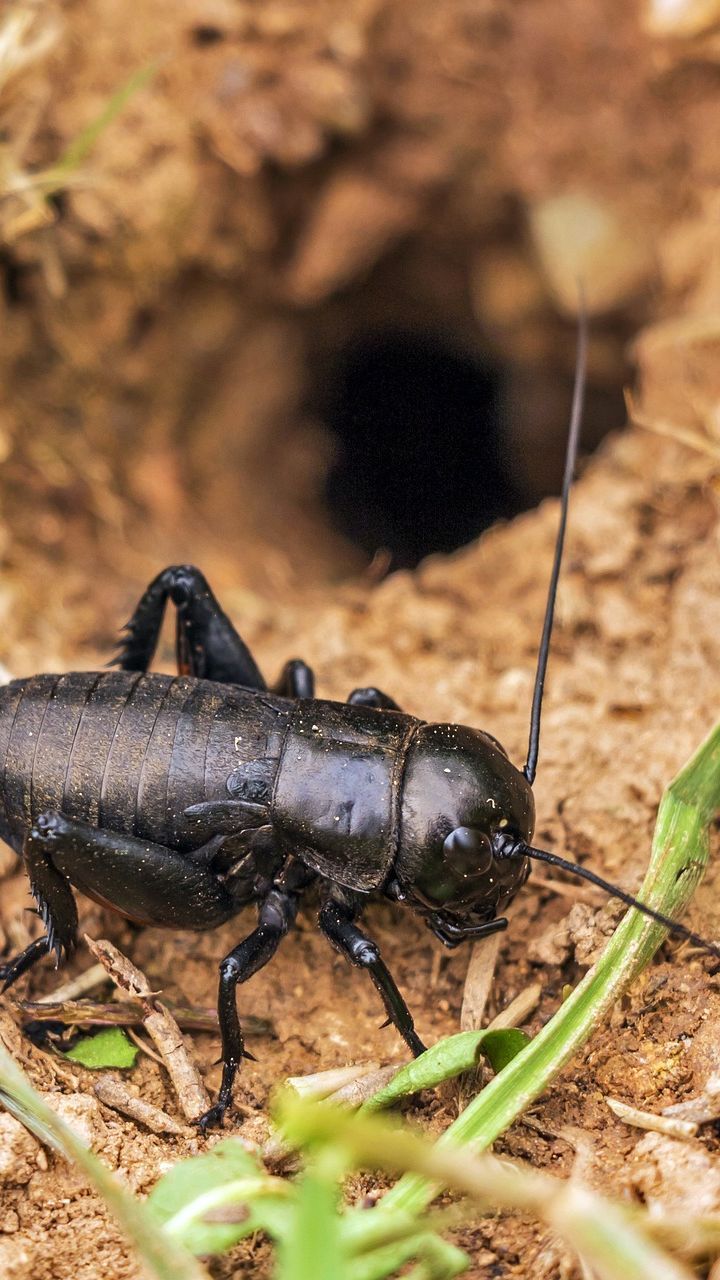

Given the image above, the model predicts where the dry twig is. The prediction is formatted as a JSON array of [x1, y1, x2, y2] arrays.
[[486, 984, 542, 1032], [12, 996, 272, 1038], [460, 932, 503, 1031], [663, 1074, 720, 1125], [93, 1076, 190, 1135], [606, 1096, 698, 1140], [84, 936, 210, 1123]]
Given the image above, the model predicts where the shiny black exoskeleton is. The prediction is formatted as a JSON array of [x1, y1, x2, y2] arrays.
[[6, 321, 718, 1129], [0, 564, 533, 1129]]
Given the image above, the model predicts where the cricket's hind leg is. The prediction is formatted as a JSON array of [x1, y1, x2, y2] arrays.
[[0, 815, 79, 991], [115, 564, 268, 687], [114, 564, 320, 700], [0, 811, 240, 991], [0, 936, 55, 992]]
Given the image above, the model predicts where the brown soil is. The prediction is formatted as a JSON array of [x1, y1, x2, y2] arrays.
[[2, 1, 720, 1277]]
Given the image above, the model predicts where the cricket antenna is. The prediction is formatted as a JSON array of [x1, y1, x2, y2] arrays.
[[523, 302, 588, 786], [499, 838, 720, 963]]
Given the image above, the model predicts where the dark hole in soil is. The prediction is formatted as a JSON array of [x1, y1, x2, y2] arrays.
[[322, 330, 521, 570], [320, 326, 627, 570], [0, 251, 27, 306], [191, 24, 225, 45]]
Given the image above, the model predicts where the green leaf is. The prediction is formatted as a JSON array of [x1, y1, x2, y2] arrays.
[[149, 1139, 260, 1225], [362, 1027, 530, 1113], [148, 1138, 291, 1256], [65, 1027, 138, 1069], [479, 1029, 530, 1074], [276, 1169, 345, 1280]]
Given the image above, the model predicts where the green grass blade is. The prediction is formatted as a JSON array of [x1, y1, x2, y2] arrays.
[[0, 1043, 208, 1280], [275, 1163, 346, 1280], [362, 1029, 528, 1113], [278, 1095, 693, 1280], [349, 1234, 468, 1280], [547, 1187, 692, 1280], [50, 65, 157, 182], [382, 721, 720, 1216]]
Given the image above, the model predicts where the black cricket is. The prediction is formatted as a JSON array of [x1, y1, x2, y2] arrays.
[[1, 317, 717, 1131]]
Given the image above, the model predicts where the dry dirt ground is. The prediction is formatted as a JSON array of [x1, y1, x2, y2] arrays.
[[1, 424, 720, 1280], [2, 0, 720, 1277]]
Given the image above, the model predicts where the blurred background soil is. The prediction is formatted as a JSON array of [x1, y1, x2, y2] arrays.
[[2, 0, 720, 1276]]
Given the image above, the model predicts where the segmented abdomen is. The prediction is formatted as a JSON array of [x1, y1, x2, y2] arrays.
[[0, 671, 288, 854]]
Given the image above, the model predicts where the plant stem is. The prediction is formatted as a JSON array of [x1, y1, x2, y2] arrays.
[[280, 1095, 693, 1280], [0, 1044, 209, 1280], [13, 996, 272, 1037]]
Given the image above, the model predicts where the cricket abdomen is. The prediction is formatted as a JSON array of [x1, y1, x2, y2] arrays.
[[0, 671, 289, 853]]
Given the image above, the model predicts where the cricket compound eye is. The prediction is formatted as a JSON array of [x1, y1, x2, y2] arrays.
[[442, 826, 494, 878]]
